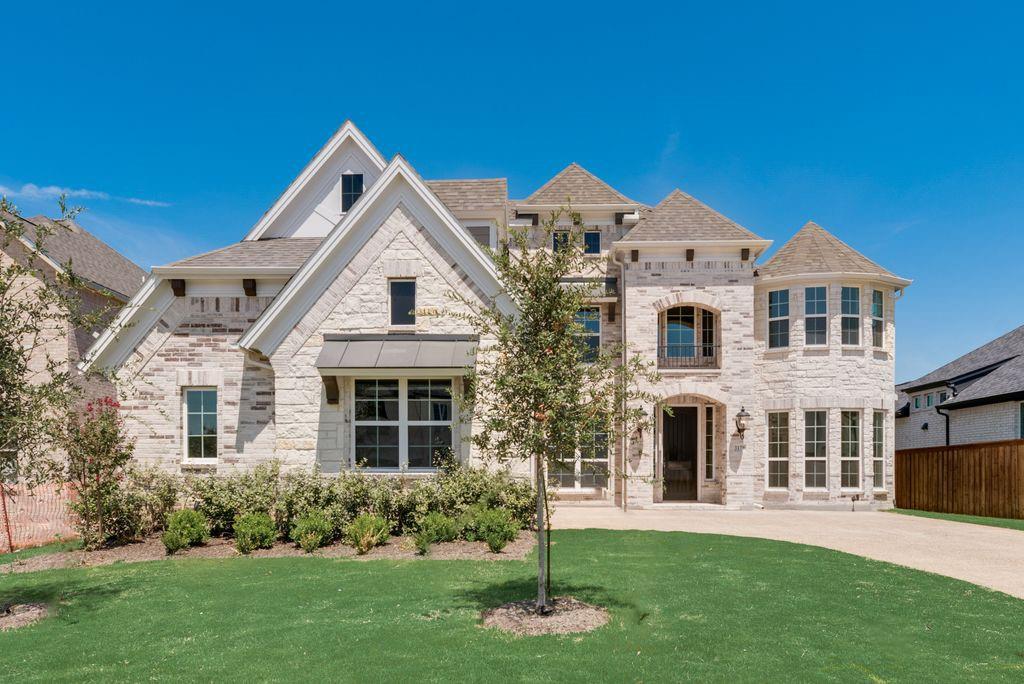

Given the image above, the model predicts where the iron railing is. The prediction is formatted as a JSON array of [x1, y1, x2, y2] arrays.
[[657, 344, 721, 369]]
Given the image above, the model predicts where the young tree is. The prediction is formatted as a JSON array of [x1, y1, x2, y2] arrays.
[[445, 208, 661, 613], [0, 197, 106, 493]]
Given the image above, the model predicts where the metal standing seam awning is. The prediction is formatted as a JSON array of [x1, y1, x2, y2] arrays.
[[316, 334, 478, 404]]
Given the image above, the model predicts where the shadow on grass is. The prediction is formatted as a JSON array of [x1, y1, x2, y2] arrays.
[[0, 578, 124, 624], [454, 575, 647, 623]]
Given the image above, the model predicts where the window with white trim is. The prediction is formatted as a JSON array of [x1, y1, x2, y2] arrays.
[[871, 290, 884, 348], [353, 379, 453, 470], [574, 307, 601, 363], [552, 230, 570, 252], [804, 286, 827, 346], [768, 289, 790, 349], [872, 411, 885, 489], [767, 412, 789, 489], [841, 410, 860, 488], [389, 280, 416, 326], [583, 230, 601, 254], [467, 225, 493, 249], [841, 287, 860, 345], [184, 388, 217, 460], [914, 396, 920, 410], [704, 406, 715, 480], [341, 173, 364, 212], [554, 423, 608, 489], [804, 410, 827, 488]]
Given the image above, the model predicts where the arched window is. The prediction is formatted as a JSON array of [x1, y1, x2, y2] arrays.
[[659, 306, 719, 368]]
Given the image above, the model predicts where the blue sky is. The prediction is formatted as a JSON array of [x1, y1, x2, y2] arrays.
[[3, 1, 1022, 382]]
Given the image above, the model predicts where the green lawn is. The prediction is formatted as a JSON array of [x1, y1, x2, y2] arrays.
[[892, 508, 1024, 532], [0, 539, 82, 565], [2, 530, 1023, 682]]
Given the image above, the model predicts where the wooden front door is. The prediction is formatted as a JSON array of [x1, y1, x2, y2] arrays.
[[663, 407, 698, 501]]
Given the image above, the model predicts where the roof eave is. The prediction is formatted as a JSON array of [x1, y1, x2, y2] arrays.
[[151, 266, 298, 277], [756, 271, 912, 288], [514, 202, 645, 212], [613, 238, 773, 252], [941, 390, 1024, 411]]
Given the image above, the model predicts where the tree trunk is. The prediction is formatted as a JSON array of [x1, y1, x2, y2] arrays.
[[535, 456, 549, 614]]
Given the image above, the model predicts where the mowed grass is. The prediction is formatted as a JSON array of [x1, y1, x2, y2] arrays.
[[2, 529, 1024, 682], [892, 507, 1024, 532]]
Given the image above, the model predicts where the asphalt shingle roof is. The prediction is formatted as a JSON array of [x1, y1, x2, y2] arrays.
[[1, 212, 146, 300], [523, 163, 638, 205], [759, 221, 901, 280], [167, 238, 324, 269], [426, 179, 507, 212], [941, 354, 1024, 407], [900, 324, 1024, 392], [619, 189, 764, 242]]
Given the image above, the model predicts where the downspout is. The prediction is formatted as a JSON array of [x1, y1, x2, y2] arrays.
[[612, 249, 628, 511], [934, 381, 957, 447]]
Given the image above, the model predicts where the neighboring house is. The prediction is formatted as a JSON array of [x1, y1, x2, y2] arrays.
[[896, 324, 1024, 450], [80, 122, 910, 510], [0, 210, 146, 401]]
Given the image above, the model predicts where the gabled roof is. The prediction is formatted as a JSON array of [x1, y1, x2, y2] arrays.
[[618, 189, 765, 243], [759, 221, 909, 285], [522, 163, 639, 206], [243, 121, 387, 241], [236, 154, 515, 357], [1, 211, 146, 300], [940, 354, 1024, 409], [426, 179, 507, 212], [161, 238, 323, 271], [899, 323, 1024, 393]]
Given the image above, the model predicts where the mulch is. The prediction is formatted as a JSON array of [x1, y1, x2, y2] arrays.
[[480, 596, 610, 636], [0, 603, 49, 631], [1, 531, 535, 575]]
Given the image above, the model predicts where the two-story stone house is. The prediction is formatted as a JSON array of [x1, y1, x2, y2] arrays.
[[80, 122, 910, 509]]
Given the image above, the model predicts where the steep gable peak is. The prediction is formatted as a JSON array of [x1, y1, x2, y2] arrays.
[[522, 162, 638, 206], [618, 187, 767, 244]]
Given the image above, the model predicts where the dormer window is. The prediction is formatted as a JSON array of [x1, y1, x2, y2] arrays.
[[342, 173, 364, 212]]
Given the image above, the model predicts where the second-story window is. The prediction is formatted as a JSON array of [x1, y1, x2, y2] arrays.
[[804, 286, 827, 345], [583, 230, 601, 254], [341, 173, 364, 212], [553, 230, 570, 252], [389, 279, 416, 326], [768, 289, 790, 349], [871, 290, 884, 348], [574, 307, 601, 362], [841, 286, 861, 345]]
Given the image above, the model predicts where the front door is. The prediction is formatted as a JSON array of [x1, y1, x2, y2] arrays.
[[663, 407, 698, 501]]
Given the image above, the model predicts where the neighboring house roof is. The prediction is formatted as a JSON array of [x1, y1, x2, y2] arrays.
[[618, 189, 765, 243], [522, 163, 639, 206], [162, 238, 324, 271], [759, 221, 908, 285], [425, 179, 507, 212], [898, 324, 1024, 410], [1, 211, 146, 301]]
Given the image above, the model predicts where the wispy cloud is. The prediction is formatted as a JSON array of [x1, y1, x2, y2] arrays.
[[0, 182, 170, 208]]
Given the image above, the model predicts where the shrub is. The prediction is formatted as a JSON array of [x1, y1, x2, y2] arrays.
[[345, 513, 390, 555], [164, 509, 210, 550], [457, 503, 489, 541], [234, 512, 277, 554], [475, 507, 519, 553], [291, 510, 333, 553], [412, 511, 459, 555], [161, 528, 188, 555], [275, 468, 339, 538], [126, 467, 181, 535], [188, 462, 280, 535]]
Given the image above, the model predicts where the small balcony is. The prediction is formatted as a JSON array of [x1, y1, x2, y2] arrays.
[[658, 344, 721, 370]]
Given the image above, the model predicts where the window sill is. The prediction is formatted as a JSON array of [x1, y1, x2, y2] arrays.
[[356, 468, 438, 476], [182, 458, 218, 466], [387, 325, 418, 333]]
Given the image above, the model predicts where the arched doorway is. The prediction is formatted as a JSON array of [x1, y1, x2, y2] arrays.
[[655, 394, 724, 503]]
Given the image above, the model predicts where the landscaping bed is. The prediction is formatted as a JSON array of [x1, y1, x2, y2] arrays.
[[1, 530, 535, 574]]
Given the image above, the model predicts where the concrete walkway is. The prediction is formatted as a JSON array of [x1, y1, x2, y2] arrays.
[[552, 506, 1024, 599]]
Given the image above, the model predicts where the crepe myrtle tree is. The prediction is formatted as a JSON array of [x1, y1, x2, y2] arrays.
[[0, 196, 110, 494], [443, 207, 661, 613]]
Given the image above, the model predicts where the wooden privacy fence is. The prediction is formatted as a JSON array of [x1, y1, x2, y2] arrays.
[[895, 439, 1024, 519]]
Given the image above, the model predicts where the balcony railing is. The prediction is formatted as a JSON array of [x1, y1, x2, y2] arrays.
[[658, 344, 721, 369]]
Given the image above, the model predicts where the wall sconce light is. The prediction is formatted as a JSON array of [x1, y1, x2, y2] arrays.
[[734, 407, 750, 437]]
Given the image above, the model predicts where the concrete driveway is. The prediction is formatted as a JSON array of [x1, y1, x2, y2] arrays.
[[552, 506, 1024, 600]]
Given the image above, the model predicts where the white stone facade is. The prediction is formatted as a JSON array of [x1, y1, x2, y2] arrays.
[[86, 122, 908, 511]]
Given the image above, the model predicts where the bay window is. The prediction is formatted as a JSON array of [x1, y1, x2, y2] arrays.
[[804, 286, 827, 345], [768, 289, 790, 349], [804, 410, 827, 488], [871, 290, 885, 348], [354, 378, 453, 470], [767, 412, 789, 489], [841, 287, 860, 345], [841, 410, 860, 489], [873, 411, 885, 489]]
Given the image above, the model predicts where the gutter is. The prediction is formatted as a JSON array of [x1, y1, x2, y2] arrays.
[[611, 249, 628, 512], [934, 381, 958, 446]]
